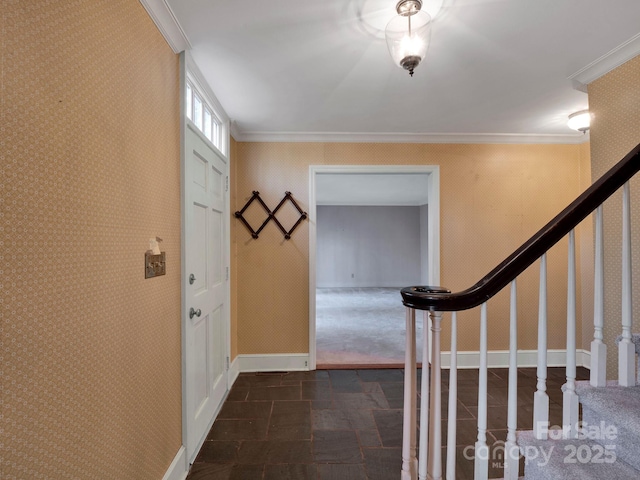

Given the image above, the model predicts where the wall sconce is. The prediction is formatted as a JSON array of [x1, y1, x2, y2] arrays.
[[568, 110, 592, 133], [385, 0, 432, 77]]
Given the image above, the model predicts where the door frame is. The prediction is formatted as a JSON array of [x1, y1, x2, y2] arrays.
[[308, 165, 441, 370], [180, 52, 231, 464]]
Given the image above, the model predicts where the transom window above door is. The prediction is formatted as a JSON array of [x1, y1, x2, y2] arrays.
[[186, 81, 222, 151]]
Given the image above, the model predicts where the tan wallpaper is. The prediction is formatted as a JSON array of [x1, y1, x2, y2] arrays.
[[233, 142, 588, 355], [2, 1, 182, 478], [588, 54, 640, 378]]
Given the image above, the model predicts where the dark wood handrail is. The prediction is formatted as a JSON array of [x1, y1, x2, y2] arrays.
[[402, 142, 640, 312]]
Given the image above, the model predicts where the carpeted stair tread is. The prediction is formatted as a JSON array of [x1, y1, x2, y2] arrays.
[[575, 380, 640, 471], [575, 380, 640, 432], [517, 430, 639, 479]]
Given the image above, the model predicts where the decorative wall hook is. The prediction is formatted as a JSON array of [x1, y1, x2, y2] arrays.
[[235, 191, 307, 240]]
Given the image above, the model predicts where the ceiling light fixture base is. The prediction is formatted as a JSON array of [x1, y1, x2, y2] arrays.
[[396, 0, 423, 16]]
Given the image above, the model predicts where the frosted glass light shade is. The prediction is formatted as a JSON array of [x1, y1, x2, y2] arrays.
[[385, 10, 432, 76], [568, 110, 592, 132]]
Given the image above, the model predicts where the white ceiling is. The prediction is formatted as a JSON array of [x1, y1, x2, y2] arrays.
[[163, 0, 640, 143]]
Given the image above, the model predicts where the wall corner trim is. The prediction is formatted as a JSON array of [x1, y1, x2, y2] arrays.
[[569, 33, 640, 88], [139, 0, 191, 53], [229, 121, 242, 142], [229, 356, 241, 385], [162, 445, 188, 480]]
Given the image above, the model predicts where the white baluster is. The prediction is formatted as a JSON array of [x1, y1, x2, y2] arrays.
[[591, 205, 607, 387], [619, 181, 636, 387], [504, 280, 519, 479], [564, 230, 579, 438], [446, 312, 458, 480], [428, 311, 443, 480], [534, 254, 549, 439], [418, 311, 430, 480], [474, 303, 489, 480], [402, 307, 418, 480]]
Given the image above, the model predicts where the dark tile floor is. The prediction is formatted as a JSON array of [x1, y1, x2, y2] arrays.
[[186, 367, 590, 480]]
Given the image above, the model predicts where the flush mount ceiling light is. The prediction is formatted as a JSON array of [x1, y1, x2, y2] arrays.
[[568, 110, 592, 132], [385, 0, 432, 77]]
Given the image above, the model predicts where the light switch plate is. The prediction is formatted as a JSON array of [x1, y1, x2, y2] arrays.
[[145, 252, 166, 278]]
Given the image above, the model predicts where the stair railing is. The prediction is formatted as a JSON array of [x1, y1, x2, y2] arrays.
[[399, 142, 640, 480]]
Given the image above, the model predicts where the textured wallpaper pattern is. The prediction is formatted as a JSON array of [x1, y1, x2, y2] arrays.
[[2, 1, 182, 478], [589, 54, 640, 378], [234, 143, 588, 355]]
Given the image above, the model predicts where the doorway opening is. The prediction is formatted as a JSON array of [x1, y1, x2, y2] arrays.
[[308, 166, 440, 369]]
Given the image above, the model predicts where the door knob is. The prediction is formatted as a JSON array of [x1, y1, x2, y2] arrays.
[[189, 307, 202, 319], [189, 273, 196, 285]]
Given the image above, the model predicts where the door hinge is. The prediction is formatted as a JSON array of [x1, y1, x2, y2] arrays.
[[225, 266, 229, 281], [225, 175, 229, 192], [226, 356, 230, 370]]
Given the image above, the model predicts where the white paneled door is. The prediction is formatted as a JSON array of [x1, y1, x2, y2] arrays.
[[183, 123, 229, 463]]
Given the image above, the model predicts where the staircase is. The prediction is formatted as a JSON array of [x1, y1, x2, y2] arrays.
[[398, 143, 640, 480], [518, 381, 640, 479], [519, 336, 640, 479]]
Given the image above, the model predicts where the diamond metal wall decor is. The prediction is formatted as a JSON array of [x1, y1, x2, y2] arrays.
[[234, 191, 307, 240]]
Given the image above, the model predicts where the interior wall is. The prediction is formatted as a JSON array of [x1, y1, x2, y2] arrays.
[[316, 206, 422, 287], [3, 1, 182, 478], [233, 142, 585, 355], [588, 54, 640, 378]]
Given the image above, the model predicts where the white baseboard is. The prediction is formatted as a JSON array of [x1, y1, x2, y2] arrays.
[[438, 349, 591, 369], [235, 353, 310, 372], [230, 350, 589, 372], [162, 446, 188, 480]]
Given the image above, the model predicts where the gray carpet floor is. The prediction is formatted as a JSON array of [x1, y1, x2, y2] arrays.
[[316, 287, 424, 366]]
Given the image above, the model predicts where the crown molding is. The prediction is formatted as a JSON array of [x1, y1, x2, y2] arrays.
[[139, 0, 191, 53], [233, 131, 589, 145], [569, 33, 640, 90]]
